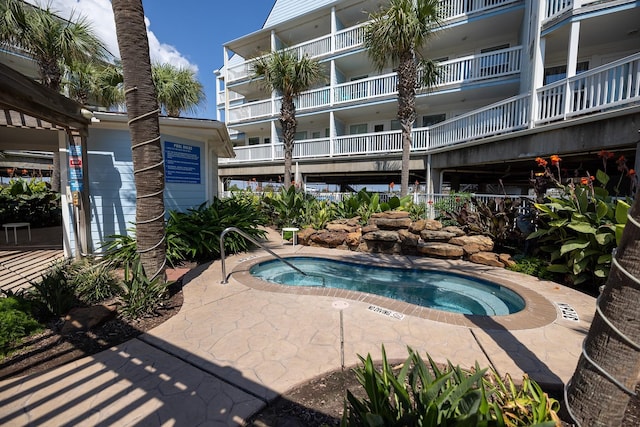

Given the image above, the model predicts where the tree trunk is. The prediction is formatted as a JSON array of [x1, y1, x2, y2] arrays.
[[280, 96, 297, 189], [396, 50, 417, 197], [566, 189, 640, 425], [111, 0, 166, 280]]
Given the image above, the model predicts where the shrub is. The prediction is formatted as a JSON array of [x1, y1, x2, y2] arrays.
[[262, 186, 310, 228], [118, 260, 171, 319], [0, 296, 42, 356], [28, 260, 78, 318], [0, 178, 61, 227], [68, 258, 121, 304], [507, 255, 553, 280], [528, 154, 633, 288], [102, 197, 268, 267], [342, 346, 561, 427]]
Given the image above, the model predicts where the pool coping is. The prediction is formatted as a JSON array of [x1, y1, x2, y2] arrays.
[[230, 250, 558, 331]]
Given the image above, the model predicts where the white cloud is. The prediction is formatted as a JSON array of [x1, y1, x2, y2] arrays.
[[23, 0, 197, 71]]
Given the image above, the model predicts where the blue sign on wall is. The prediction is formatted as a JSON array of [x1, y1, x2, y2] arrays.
[[164, 142, 201, 184]]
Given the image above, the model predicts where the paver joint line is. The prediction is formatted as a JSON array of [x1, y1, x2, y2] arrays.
[[135, 337, 269, 404]]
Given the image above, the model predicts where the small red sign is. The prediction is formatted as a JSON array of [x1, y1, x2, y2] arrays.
[[69, 158, 82, 167]]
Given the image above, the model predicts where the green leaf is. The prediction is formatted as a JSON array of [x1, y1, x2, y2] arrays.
[[615, 224, 626, 246], [567, 222, 596, 234], [560, 240, 589, 255], [597, 254, 612, 264], [548, 219, 568, 228], [615, 200, 630, 225], [595, 232, 613, 246], [546, 264, 570, 273], [596, 169, 610, 186], [595, 200, 610, 221]]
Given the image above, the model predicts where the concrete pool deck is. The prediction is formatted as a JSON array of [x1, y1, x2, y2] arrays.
[[0, 229, 596, 425]]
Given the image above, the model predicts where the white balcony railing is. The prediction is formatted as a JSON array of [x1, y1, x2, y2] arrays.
[[219, 53, 640, 166], [228, 46, 521, 123], [536, 52, 640, 123], [544, 0, 572, 20], [225, 0, 519, 84]]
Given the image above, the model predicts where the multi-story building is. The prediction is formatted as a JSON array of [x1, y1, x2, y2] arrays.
[[217, 0, 640, 194]]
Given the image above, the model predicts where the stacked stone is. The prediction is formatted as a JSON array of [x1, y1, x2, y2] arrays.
[[295, 211, 516, 268]]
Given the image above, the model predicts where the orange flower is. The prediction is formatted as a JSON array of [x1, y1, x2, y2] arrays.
[[628, 169, 636, 177], [389, 181, 395, 189], [535, 157, 548, 167], [580, 177, 589, 185], [598, 150, 614, 159], [550, 155, 561, 165]]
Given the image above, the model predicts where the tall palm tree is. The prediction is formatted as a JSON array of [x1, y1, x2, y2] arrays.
[[65, 60, 125, 109], [111, 0, 166, 280], [251, 50, 324, 188], [0, 0, 107, 192], [566, 189, 640, 425], [153, 63, 205, 117], [364, 0, 441, 196]]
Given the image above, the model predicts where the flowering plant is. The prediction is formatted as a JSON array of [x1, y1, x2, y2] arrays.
[[528, 153, 634, 288]]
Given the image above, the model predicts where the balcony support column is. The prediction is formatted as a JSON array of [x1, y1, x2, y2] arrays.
[[564, 20, 581, 118], [528, 0, 547, 128], [329, 111, 336, 157], [270, 121, 277, 161], [330, 6, 336, 54]]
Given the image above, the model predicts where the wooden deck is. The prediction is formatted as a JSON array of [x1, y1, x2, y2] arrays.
[[0, 226, 65, 295]]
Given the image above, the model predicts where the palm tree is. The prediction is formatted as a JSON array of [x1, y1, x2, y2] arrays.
[[111, 0, 166, 280], [566, 188, 640, 425], [65, 60, 125, 109], [364, 0, 441, 196], [251, 50, 324, 188], [153, 63, 205, 117], [0, 0, 107, 192]]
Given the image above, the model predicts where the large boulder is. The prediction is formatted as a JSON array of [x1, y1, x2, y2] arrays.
[[371, 211, 410, 219], [442, 225, 466, 237], [420, 230, 457, 241], [416, 242, 464, 258], [423, 219, 443, 231], [448, 235, 494, 252], [469, 251, 504, 267], [358, 240, 403, 254], [311, 231, 347, 247], [326, 219, 360, 233], [61, 304, 117, 335], [297, 227, 317, 246], [499, 253, 517, 268], [362, 230, 400, 242], [345, 231, 362, 248], [361, 224, 379, 234]]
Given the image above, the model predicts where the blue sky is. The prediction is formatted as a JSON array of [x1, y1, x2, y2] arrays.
[[25, 0, 276, 119]]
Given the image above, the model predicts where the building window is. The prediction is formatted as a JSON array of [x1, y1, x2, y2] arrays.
[[248, 137, 260, 145], [391, 120, 401, 131], [422, 114, 446, 127], [264, 138, 270, 145], [374, 124, 384, 132], [294, 131, 307, 141], [350, 124, 368, 134], [312, 131, 321, 139], [544, 61, 589, 84]]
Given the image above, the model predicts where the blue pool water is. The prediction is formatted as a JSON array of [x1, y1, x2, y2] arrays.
[[250, 257, 525, 316]]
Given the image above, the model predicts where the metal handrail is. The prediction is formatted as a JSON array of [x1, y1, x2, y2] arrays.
[[219, 226, 307, 284]]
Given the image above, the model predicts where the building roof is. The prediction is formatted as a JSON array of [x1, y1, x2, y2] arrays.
[[263, 0, 336, 27]]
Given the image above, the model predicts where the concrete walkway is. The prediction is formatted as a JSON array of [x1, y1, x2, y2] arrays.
[[0, 229, 596, 426]]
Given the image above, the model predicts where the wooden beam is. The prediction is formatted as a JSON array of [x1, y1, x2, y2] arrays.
[[0, 62, 89, 130]]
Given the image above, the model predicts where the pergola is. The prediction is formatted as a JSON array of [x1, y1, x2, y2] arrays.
[[0, 61, 91, 256]]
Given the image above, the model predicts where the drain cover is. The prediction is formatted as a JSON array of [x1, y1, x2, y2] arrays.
[[556, 302, 579, 322], [368, 305, 404, 320], [332, 301, 349, 310]]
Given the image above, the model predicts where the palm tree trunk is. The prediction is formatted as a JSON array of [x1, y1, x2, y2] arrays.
[[397, 51, 417, 197], [566, 189, 640, 425], [111, 0, 166, 280], [280, 97, 297, 188]]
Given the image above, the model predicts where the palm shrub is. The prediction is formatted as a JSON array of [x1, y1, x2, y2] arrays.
[[262, 186, 311, 228], [102, 197, 268, 267], [333, 188, 413, 224], [28, 260, 78, 318], [165, 197, 267, 264], [68, 258, 121, 304], [302, 198, 334, 229], [342, 346, 561, 427], [118, 259, 170, 319], [527, 154, 633, 288]]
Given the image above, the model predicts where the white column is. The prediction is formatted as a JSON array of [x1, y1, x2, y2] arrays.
[[329, 111, 336, 157], [563, 20, 581, 117], [223, 46, 230, 125], [331, 6, 336, 54], [528, 0, 547, 128], [271, 121, 277, 160], [58, 131, 73, 258]]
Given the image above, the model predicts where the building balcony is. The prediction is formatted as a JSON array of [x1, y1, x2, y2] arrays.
[[226, 46, 522, 124], [225, 0, 521, 85], [220, 52, 640, 165]]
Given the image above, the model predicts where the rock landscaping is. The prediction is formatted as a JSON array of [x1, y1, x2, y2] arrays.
[[296, 211, 516, 268]]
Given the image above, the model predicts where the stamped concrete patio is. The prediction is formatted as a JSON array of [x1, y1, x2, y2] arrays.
[[0, 229, 595, 426]]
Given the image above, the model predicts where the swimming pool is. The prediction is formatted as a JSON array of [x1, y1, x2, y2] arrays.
[[250, 257, 525, 316]]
